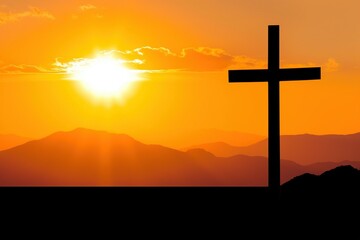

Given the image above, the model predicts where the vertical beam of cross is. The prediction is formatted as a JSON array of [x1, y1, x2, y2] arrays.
[[228, 25, 321, 197], [268, 26, 281, 194]]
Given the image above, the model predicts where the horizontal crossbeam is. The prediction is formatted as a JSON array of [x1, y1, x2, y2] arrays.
[[229, 67, 321, 83], [229, 69, 268, 82], [279, 67, 321, 81]]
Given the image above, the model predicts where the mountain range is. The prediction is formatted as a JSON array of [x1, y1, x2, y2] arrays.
[[158, 128, 265, 149], [186, 133, 360, 165], [0, 128, 359, 186], [0, 128, 269, 186], [0, 134, 31, 151]]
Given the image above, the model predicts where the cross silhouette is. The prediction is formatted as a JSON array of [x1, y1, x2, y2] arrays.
[[229, 25, 321, 196]]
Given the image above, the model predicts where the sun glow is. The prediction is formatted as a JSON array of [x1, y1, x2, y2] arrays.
[[66, 55, 141, 102]]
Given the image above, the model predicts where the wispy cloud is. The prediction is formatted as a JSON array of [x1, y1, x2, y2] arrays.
[[73, 4, 100, 20], [0, 6, 55, 24], [2, 47, 335, 75], [53, 47, 236, 72], [0, 64, 54, 74], [54, 46, 336, 73], [284, 58, 339, 73], [103, 47, 264, 72], [323, 58, 339, 73], [79, 4, 97, 11], [121, 47, 236, 71]]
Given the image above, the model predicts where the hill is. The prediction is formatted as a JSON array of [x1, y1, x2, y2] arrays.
[[0, 134, 32, 151], [0, 128, 271, 186], [166, 129, 264, 149], [188, 133, 360, 165], [282, 165, 360, 199], [1, 128, 359, 186]]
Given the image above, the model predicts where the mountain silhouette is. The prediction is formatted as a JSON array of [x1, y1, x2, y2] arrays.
[[0, 134, 32, 151], [0, 128, 271, 186], [184, 142, 245, 157], [187, 133, 360, 165], [168, 129, 264, 149], [282, 165, 360, 199], [1, 128, 358, 186]]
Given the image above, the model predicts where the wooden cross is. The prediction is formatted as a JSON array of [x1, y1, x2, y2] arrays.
[[229, 25, 321, 196]]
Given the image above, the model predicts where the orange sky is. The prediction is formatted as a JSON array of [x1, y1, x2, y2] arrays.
[[0, 0, 360, 146]]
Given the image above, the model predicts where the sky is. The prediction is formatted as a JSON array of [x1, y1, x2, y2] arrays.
[[0, 0, 359, 146]]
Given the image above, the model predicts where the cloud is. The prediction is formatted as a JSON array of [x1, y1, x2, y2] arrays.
[[2, 47, 338, 76], [232, 55, 267, 69], [53, 46, 339, 74], [323, 58, 339, 73], [0, 64, 53, 74], [79, 5, 97, 11], [59, 47, 328, 73], [0, 6, 54, 24], [103, 47, 264, 72], [73, 5, 99, 20], [284, 62, 316, 69], [284, 58, 339, 73]]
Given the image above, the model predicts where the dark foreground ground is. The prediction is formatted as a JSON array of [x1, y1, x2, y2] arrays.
[[1, 165, 359, 210]]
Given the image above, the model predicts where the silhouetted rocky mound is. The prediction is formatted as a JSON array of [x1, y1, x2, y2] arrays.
[[282, 165, 360, 199]]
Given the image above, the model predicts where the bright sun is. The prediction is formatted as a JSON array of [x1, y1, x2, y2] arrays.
[[66, 55, 141, 101]]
